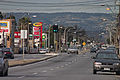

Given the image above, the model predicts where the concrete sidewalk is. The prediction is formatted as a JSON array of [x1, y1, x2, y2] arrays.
[[9, 53, 58, 67]]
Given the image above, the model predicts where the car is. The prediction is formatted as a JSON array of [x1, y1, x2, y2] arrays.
[[98, 49, 117, 54], [0, 50, 9, 76], [92, 51, 120, 74], [19, 47, 27, 54], [67, 46, 79, 54], [3, 48, 14, 59], [90, 47, 97, 53], [106, 47, 117, 54], [61, 45, 68, 52], [39, 48, 48, 54]]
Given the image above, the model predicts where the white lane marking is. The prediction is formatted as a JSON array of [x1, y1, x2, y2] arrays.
[[61, 66, 64, 68], [33, 73, 38, 75], [18, 76, 25, 78], [65, 64, 68, 66], [42, 70, 47, 72], [56, 67, 60, 68], [50, 69, 54, 70]]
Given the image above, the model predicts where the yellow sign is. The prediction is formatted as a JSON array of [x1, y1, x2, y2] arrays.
[[82, 42, 86, 46], [106, 8, 110, 11], [33, 22, 42, 27]]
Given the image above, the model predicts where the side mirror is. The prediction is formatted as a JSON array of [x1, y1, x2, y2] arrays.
[[91, 56, 96, 59], [4, 56, 9, 59]]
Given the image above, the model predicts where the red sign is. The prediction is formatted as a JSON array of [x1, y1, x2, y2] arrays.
[[0, 29, 8, 32], [14, 32, 21, 38]]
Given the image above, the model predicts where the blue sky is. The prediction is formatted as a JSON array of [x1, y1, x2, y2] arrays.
[[0, 0, 117, 13]]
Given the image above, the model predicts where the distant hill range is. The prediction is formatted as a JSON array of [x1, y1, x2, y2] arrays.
[[7, 12, 114, 37]]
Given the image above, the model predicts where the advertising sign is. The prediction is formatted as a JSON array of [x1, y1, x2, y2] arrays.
[[0, 21, 10, 33], [33, 22, 42, 27], [33, 27, 40, 38], [14, 32, 21, 38], [21, 30, 27, 39]]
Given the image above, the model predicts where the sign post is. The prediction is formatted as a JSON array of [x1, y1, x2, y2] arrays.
[[21, 30, 27, 60], [33, 22, 43, 51]]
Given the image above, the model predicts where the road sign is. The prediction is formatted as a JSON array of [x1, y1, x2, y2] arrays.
[[42, 35, 46, 39], [82, 42, 86, 46], [21, 30, 27, 39]]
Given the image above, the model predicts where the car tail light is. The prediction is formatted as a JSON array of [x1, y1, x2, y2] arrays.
[[4, 52, 11, 54], [94, 62, 102, 65]]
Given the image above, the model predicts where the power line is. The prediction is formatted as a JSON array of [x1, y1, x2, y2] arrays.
[[0, 0, 113, 5]]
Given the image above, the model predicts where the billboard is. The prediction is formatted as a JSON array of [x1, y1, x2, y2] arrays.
[[14, 32, 21, 38], [0, 21, 10, 33]]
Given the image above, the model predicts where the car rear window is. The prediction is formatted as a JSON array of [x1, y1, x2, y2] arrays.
[[96, 53, 119, 59], [0, 51, 3, 58], [3, 48, 10, 52]]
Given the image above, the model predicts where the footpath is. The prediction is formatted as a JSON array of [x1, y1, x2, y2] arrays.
[[9, 53, 58, 67]]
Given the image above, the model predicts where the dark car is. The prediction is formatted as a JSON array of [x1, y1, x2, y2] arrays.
[[3, 48, 14, 59], [0, 50, 9, 76], [19, 47, 27, 54], [61, 45, 68, 52], [92, 52, 120, 74], [90, 47, 97, 53], [99, 49, 117, 54], [106, 47, 117, 54]]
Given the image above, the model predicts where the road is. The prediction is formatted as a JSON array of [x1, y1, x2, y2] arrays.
[[0, 52, 120, 80]]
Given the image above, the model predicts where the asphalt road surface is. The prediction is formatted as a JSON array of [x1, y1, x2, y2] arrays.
[[1, 52, 120, 80]]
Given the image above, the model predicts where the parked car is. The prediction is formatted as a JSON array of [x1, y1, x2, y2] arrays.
[[67, 46, 79, 54], [92, 51, 120, 74], [39, 48, 48, 54], [3, 48, 14, 59], [19, 47, 27, 54], [61, 45, 68, 52], [0, 50, 9, 76]]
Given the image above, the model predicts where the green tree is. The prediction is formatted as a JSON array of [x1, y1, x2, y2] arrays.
[[0, 12, 3, 20], [7, 14, 17, 31], [18, 17, 32, 31]]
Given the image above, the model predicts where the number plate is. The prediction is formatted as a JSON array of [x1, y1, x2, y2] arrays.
[[104, 68, 110, 71]]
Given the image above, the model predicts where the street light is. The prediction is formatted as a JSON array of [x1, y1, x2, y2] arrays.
[[64, 27, 75, 45]]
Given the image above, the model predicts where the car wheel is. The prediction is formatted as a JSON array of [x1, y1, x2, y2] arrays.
[[93, 70, 97, 74], [0, 70, 5, 76], [116, 71, 120, 75], [4, 69, 8, 76], [11, 56, 14, 59], [77, 52, 79, 54]]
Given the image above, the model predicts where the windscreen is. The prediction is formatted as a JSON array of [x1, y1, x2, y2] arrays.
[[0, 51, 3, 58], [96, 53, 119, 59]]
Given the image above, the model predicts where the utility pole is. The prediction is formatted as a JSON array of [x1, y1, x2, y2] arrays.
[[116, 1, 120, 54], [118, 4, 120, 54], [48, 25, 51, 52]]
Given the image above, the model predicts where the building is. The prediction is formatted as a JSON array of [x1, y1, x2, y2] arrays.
[[0, 19, 15, 49]]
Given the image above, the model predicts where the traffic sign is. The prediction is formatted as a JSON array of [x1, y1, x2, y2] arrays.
[[82, 42, 86, 46], [42, 35, 46, 39], [21, 30, 27, 39]]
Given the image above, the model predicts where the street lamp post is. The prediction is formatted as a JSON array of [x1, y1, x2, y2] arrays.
[[63, 27, 75, 45]]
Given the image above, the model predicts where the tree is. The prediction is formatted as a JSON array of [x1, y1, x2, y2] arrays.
[[0, 12, 3, 20], [7, 14, 17, 31], [18, 17, 32, 31]]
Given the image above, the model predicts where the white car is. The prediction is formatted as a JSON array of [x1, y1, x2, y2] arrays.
[[67, 46, 79, 54], [39, 48, 48, 54]]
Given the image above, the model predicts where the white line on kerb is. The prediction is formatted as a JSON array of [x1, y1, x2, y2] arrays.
[[18, 76, 25, 78]]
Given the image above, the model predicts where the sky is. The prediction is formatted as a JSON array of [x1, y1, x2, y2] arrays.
[[0, 0, 118, 13]]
